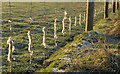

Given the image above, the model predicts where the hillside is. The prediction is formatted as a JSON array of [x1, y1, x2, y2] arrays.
[[36, 11, 120, 73]]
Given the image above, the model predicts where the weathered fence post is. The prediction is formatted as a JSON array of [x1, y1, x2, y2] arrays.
[[104, 0, 109, 19], [85, 0, 94, 32]]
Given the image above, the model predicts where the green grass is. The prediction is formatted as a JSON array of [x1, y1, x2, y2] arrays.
[[2, 2, 88, 73], [2, 2, 119, 73], [36, 11, 120, 72]]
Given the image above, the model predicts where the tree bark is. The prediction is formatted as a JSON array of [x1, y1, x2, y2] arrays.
[[113, 0, 116, 13], [85, 0, 94, 32], [104, 0, 109, 19]]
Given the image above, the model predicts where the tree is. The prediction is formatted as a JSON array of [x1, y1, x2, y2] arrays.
[[113, 0, 116, 13], [104, 0, 109, 19], [85, 0, 94, 32]]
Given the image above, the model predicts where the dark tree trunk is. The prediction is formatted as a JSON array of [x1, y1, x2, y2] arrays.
[[113, 0, 116, 13], [104, 0, 109, 19], [85, 0, 94, 32]]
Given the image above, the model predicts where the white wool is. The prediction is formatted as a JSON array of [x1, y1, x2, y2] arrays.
[[29, 17, 33, 23], [62, 18, 65, 35], [64, 11, 67, 16], [8, 20, 12, 23], [79, 14, 82, 26], [7, 37, 11, 44], [64, 11, 67, 19], [12, 45, 15, 52], [74, 16, 77, 26], [54, 18, 57, 39], [42, 27, 47, 48], [69, 17, 71, 34], [7, 37, 15, 62], [27, 31, 33, 53]]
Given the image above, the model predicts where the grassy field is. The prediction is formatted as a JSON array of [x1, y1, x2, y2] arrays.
[[1, 2, 120, 73], [2, 2, 88, 73]]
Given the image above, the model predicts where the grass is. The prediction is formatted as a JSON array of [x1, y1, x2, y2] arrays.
[[36, 11, 120, 72], [2, 2, 89, 73], [1, 2, 120, 73]]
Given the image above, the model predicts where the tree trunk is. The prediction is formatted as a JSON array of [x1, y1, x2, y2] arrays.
[[104, 0, 109, 19], [85, 0, 94, 32], [113, 0, 116, 13]]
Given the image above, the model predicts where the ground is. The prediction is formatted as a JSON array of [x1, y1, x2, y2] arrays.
[[37, 14, 120, 72], [1, 2, 120, 73]]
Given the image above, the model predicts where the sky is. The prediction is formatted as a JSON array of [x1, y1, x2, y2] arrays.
[[0, 0, 115, 2]]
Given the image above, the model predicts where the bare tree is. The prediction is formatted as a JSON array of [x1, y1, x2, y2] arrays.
[[104, 0, 109, 19], [85, 0, 94, 32]]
